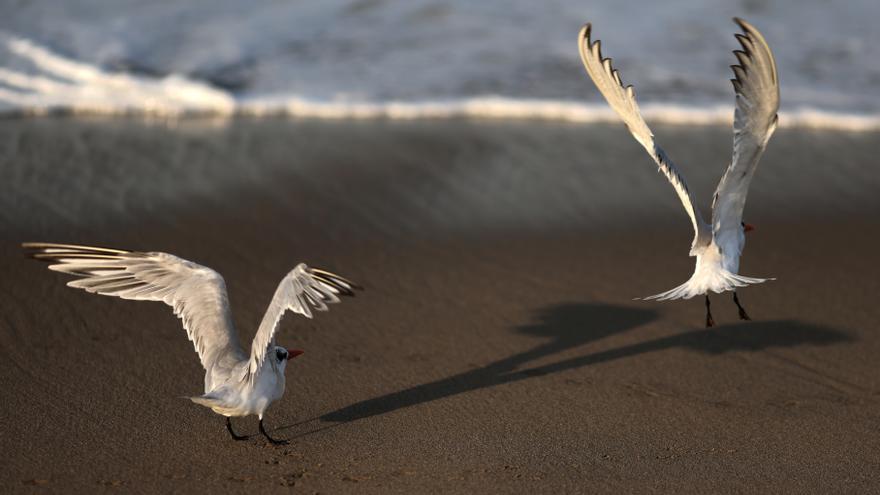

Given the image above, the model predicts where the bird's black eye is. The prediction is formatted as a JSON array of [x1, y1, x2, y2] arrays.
[[276, 348, 287, 362]]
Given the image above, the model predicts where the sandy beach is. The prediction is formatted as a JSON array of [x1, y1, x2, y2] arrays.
[[1, 117, 879, 493]]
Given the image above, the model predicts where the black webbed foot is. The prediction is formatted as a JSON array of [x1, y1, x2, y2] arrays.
[[226, 417, 248, 441], [259, 419, 289, 445]]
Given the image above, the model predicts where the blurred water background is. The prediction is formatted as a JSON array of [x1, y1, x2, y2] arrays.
[[0, 0, 877, 128]]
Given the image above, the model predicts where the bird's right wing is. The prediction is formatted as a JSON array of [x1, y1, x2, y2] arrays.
[[23, 243, 245, 370], [247, 264, 359, 377], [579, 24, 710, 251], [711, 18, 780, 244]]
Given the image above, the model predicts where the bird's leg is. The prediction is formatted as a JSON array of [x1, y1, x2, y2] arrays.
[[259, 418, 289, 446], [733, 291, 751, 321], [226, 417, 248, 441], [705, 295, 715, 328]]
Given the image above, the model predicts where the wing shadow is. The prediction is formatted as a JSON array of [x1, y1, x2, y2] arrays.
[[320, 302, 654, 423], [315, 303, 851, 425]]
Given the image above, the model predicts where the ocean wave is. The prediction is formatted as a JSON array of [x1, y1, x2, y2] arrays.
[[0, 33, 234, 116], [1, 32, 878, 132], [237, 96, 880, 132]]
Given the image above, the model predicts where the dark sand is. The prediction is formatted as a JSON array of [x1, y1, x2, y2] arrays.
[[1, 118, 879, 492]]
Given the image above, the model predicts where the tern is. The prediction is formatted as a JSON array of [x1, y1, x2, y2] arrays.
[[578, 18, 780, 327], [23, 242, 361, 444]]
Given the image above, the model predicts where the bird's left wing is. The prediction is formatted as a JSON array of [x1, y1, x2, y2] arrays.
[[579, 23, 711, 252], [712, 18, 780, 244], [247, 264, 360, 377]]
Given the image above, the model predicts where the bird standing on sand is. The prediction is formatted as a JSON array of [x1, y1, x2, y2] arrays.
[[578, 18, 780, 327], [23, 243, 361, 444]]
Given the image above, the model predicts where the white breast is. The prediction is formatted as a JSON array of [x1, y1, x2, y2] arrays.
[[204, 362, 287, 418]]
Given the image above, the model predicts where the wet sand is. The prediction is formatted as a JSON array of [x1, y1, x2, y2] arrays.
[[1, 118, 879, 492]]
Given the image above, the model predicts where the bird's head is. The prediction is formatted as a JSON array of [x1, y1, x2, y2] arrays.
[[273, 346, 304, 372], [741, 221, 755, 234]]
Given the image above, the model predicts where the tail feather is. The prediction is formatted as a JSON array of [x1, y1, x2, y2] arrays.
[[639, 271, 774, 301], [189, 392, 241, 416], [639, 280, 697, 301], [188, 394, 222, 408]]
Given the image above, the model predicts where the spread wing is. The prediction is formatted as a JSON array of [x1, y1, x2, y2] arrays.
[[712, 18, 780, 244], [579, 23, 710, 252], [247, 264, 360, 377], [23, 243, 244, 370]]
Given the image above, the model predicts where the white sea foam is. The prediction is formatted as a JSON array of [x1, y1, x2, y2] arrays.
[[1, 25, 878, 132], [0, 33, 234, 116], [237, 96, 880, 132]]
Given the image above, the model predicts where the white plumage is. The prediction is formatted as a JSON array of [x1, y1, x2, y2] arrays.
[[24, 242, 360, 443], [578, 18, 780, 325]]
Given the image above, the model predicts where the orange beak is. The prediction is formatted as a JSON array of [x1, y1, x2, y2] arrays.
[[287, 349, 304, 360], [743, 223, 755, 233]]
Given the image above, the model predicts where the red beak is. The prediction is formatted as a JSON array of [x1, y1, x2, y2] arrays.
[[744, 223, 755, 233], [287, 349, 304, 360]]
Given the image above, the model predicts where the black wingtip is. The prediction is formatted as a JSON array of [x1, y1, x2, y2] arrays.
[[733, 17, 757, 38], [22, 242, 47, 254], [582, 23, 592, 38], [730, 65, 748, 90], [309, 268, 364, 296], [24, 252, 62, 264], [578, 23, 592, 50], [734, 33, 752, 52], [730, 78, 743, 93], [22, 242, 44, 260]]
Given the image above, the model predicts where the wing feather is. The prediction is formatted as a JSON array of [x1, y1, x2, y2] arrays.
[[23, 242, 244, 370], [712, 18, 780, 247], [247, 264, 360, 377], [578, 24, 710, 251]]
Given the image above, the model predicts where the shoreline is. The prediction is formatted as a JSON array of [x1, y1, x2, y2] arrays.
[[3, 100, 880, 132], [1, 117, 878, 242]]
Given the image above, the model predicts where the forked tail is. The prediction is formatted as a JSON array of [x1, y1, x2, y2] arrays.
[[639, 271, 773, 301]]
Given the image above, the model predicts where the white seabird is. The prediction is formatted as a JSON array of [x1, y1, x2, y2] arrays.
[[24, 242, 361, 444], [578, 18, 780, 327]]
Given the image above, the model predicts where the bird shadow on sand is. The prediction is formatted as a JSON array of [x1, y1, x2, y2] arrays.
[[285, 302, 851, 434]]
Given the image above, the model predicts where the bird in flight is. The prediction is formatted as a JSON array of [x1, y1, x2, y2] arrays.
[[578, 18, 780, 327], [23, 242, 361, 444]]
